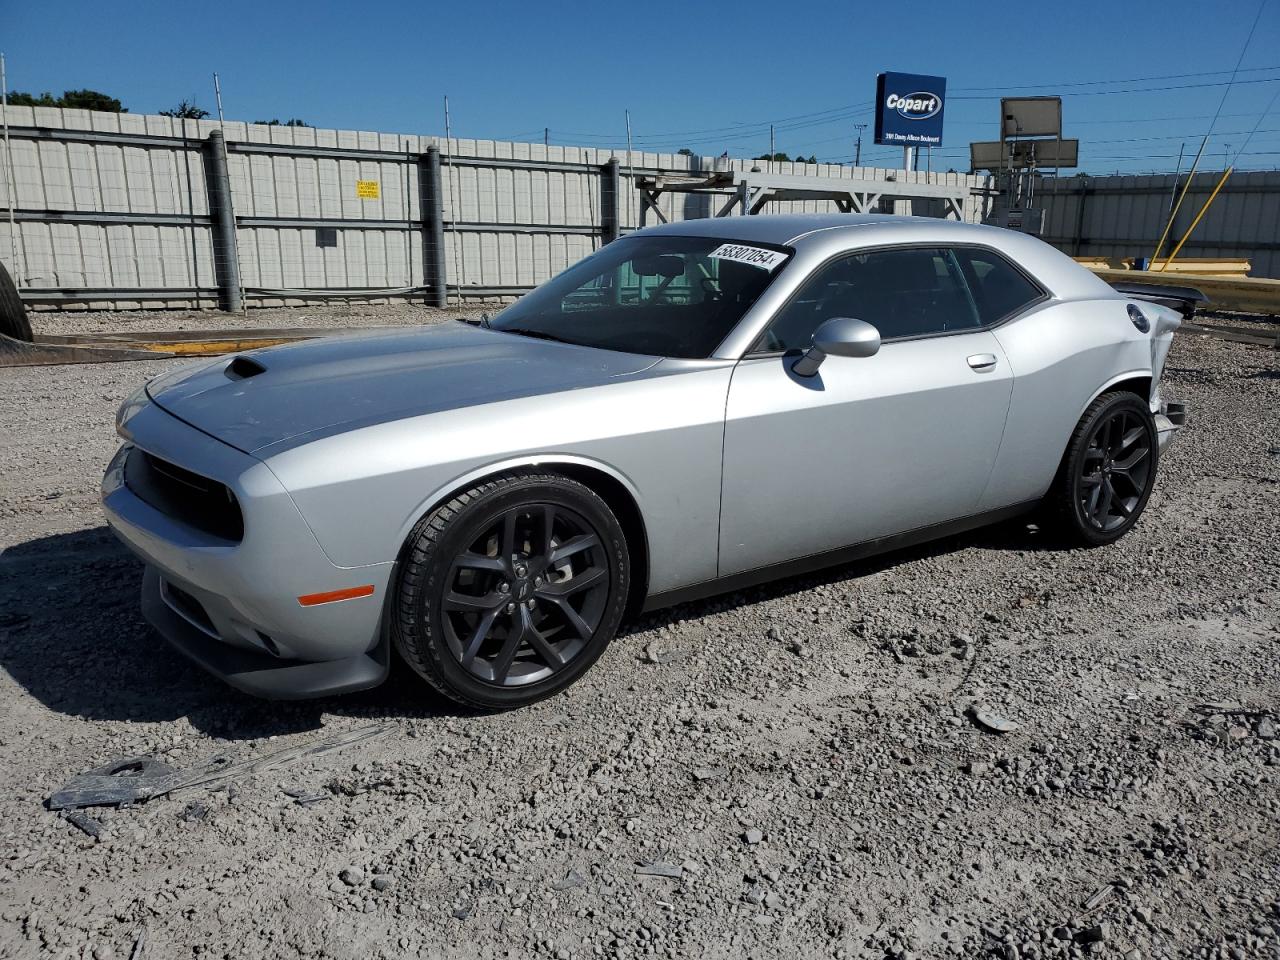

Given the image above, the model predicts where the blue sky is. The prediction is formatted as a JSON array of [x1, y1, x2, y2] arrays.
[[4, 0, 1279, 173]]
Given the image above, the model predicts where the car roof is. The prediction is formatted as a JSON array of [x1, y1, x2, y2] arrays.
[[632, 213, 1116, 300], [635, 212, 906, 245]]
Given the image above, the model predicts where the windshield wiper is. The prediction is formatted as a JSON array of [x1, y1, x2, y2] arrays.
[[454, 312, 493, 329], [500, 327, 576, 345]]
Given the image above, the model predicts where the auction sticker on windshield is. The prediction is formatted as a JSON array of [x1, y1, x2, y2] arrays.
[[709, 243, 789, 271]]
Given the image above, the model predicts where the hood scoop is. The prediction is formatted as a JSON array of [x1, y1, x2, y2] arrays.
[[225, 355, 267, 380]]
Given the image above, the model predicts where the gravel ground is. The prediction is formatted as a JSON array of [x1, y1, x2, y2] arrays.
[[1, 317, 1278, 960], [30, 303, 494, 338]]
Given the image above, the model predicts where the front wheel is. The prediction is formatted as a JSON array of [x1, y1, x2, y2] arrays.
[[393, 471, 629, 709], [1047, 391, 1159, 546]]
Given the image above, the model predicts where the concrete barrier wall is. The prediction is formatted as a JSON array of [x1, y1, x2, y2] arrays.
[[0, 105, 993, 309], [1039, 170, 1280, 279]]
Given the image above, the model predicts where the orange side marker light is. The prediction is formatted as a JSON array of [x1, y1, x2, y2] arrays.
[[297, 585, 375, 607]]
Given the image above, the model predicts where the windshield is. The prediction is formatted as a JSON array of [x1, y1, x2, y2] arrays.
[[489, 235, 792, 359]]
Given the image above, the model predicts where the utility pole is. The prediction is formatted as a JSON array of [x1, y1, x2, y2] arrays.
[[624, 109, 633, 178], [544, 127, 549, 148], [444, 95, 464, 307], [1, 52, 20, 284], [854, 123, 866, 167], [211, 71, 245, 314], [769, 124, 775, 161]]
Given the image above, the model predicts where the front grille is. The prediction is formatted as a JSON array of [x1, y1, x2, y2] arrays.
[[125, 449, 245, 541]]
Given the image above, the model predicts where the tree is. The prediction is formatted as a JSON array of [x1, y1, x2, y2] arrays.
[[60, 89, 126, 112], [6, 89, 126, 112], [754, 151, 791, 162], [677, 147, 695, 157], [255, 118, 312, 127], [159, 100, 209, 119]]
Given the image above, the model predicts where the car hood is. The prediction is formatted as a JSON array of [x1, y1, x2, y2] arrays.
[[145, 323, 661, 455]]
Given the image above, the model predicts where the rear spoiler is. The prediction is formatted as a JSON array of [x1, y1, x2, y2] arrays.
[[1109, 281, 1208, 321]]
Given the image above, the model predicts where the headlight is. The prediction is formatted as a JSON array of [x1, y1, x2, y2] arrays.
[[115, 382, 151, 437]]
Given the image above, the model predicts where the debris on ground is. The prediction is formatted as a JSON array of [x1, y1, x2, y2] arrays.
[[63, 809, 103, 839], [551, 870, 586, 892], [48, 757, 182, 810], [47, 723, 396, 811], [635, 861, 683, 879], [178, 800, 208, 822], [1083, 883, 1114, 911], [967, 704, 1022, 734], [281, 785, 329, 806]]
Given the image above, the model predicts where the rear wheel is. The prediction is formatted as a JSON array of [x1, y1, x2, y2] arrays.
[[1048, 391, 1158, 546], [393, 471, 629, 709]]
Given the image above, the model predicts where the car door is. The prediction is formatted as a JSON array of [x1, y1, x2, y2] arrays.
[[717, 246, 1015, 577]]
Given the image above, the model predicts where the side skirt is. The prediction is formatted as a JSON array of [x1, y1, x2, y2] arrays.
[[641, 500, 1039, 613]]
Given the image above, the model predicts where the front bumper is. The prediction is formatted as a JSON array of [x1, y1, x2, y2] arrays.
[[141, 567, 387, 699], [1154, 400, 1188, 453], [102, 400, 393, 699]]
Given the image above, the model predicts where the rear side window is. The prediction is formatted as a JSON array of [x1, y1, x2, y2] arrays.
[[955, 249, 1044, 325]]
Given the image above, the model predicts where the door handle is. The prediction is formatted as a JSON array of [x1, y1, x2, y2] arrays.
[[967, 353, 998, 371]]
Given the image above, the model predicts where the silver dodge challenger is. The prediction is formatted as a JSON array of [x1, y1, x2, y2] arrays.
[[103, 214, 1193, 708]]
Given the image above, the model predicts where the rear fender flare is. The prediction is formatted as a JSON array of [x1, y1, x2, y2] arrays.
[[1081, 369, 1154, 416]]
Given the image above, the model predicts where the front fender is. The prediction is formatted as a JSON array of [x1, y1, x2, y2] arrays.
[[388, 452, 645, 557]]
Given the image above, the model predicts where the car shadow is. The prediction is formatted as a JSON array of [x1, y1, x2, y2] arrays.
[[0, 527, 470, 740], [1, 516, 1059, 735], [620, 513, 1067, 633]]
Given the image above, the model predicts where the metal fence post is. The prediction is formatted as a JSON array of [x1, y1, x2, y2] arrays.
[[421, 146, 447, 307], [1071, 177, 1089, 257], [201, 130, 242, 312], [601, 157, 620, 245]]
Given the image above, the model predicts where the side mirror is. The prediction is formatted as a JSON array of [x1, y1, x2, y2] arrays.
[[791, 317, 881, 377]]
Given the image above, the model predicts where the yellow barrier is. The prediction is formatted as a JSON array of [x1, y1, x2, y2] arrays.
[[1089, 268, 1280, 316], [1074, 257, 1251, 277], [1148, 258, 1252, 278], [1073, 257, 1131, 271]]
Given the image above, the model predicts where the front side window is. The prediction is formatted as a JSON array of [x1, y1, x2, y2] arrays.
[[490, 236, 791, 359], [754, 247, 982, 353]]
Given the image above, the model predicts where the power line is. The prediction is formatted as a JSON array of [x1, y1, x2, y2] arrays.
[[951, 63, 1280, 92], [540, 76, 1280, 155], [1231, 84, 1280, 164], [1205, 0, 1269, 143], [949, 74, 1280, 101]]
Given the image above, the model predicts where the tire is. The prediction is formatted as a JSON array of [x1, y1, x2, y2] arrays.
[[393, 471, 630, 709], [0, 259, 33, 343], [1046, 391, 1159, 546]]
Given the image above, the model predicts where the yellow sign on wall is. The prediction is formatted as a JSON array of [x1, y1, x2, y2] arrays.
[[355, 180, 380, 199]]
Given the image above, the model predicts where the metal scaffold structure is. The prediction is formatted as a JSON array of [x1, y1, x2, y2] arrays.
[[635, 168, 972, 225], [969, 97, 1079, 235]]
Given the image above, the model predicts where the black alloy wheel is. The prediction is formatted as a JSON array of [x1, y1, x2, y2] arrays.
[[441, 502, 611, 687], [394, 471, 629, 708], [1077, 407, 1154, 533], [1050, 391, 1160, 546]]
